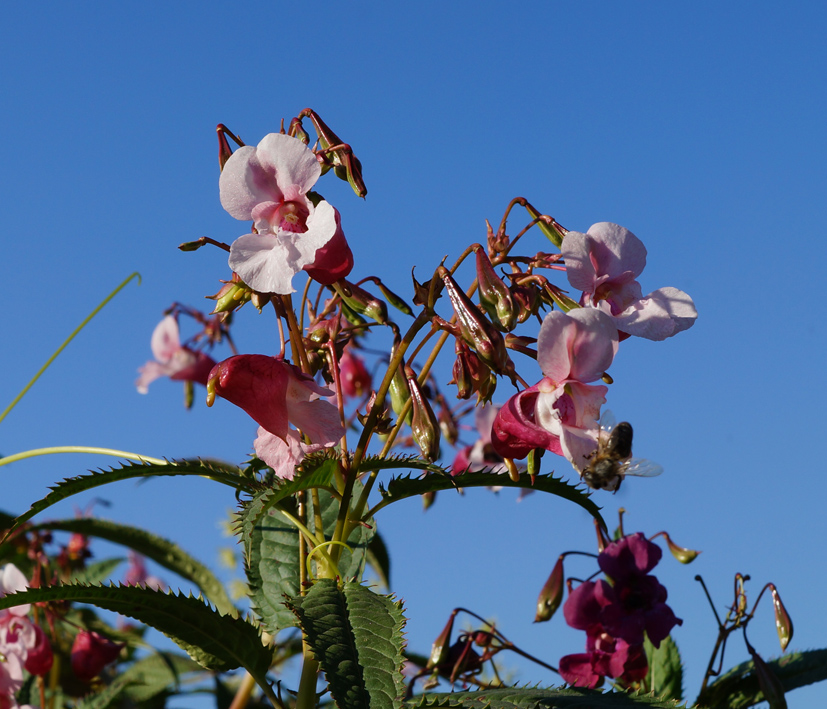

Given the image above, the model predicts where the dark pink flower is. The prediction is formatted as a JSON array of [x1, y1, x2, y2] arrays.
[[492, 309, 617, 470], [562, 223, 696, 341], [220, 133, 353, 293], [70, 631, 124, 682], [136, 316, 216, 394], [207, 355, 344, 479], [22, 625, 52, 677], [559, 628, 648, 688], [340, 347, 371, 399]]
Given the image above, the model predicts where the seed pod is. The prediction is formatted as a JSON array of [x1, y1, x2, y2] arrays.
[[475, 246, 516, 331], [770, 585, 793, 652], [535, 556, 564, 622], [662, 532, 701, 564], [335, 280, 388, 324], [406, 366, 440, 462]]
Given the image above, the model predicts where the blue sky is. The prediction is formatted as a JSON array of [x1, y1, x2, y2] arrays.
[[3, 2, 826, 706]]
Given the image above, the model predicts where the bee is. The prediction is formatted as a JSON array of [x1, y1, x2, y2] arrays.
[[579, 411, 663, 492]]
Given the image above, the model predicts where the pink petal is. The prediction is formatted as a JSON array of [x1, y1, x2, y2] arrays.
[[302, 204, 354, 284], [537, 309, 618, 384], [0, 565, 30, 617], [219, 145, 282, 220], [491, 387, 561, 459], [135, 361, 169, 394], [254, 428, 325, 480], [586, 223, 647, 281], [149, 316, 180, 363], [168, 348, 217, 387], [255, 133, 321, 199], [611, 286, 697, 341], [288, 399, 344, 447]]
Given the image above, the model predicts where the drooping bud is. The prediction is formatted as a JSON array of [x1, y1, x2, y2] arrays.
[[451, 341, 495, 402], [297, 109, 367, 197], [216, 124, 244, 170], [534, 556, 564, 622], [524, 203, 565, 248], [510, 283, 538, 324], [437, 267, 515, 379], [427, 611, 457, 669], [422, 490, 436, 510], [749, 647, 788, 709], [334, 280, 388, 324], [368, 278, 413, 316], [71, 631, 125, 682], [406, 366, 440, 462], [661, 532, 701, 564], [475, 246, 516, 332], [770, 584, 793, 652]]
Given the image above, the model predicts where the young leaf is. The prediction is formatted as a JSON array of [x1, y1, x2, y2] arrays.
[[700, 648, 827, 709], [0, 585, 272, 678], [245, 484, 376, 637], [643, 635, 683, 702], [119, 652, 205, 702], [288, 580, 406, 709], [5, 459, 258, 537], [32, 517, 235, 616]]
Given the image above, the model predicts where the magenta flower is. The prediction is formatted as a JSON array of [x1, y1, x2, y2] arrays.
[[220, 133, 354, 294], [136, 316, 216, 394], [207, 355, 344, 480], [559, 627, 648, 688], [562, 222, 697, 341], [339, 347, 372, 399], [492, 308, 618, 471]]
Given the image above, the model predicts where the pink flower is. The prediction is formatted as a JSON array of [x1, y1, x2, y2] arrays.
[[220, 133, 354, 294], [207, 355, 344, 480], [562, 222, 697, 341], [123, 552, 165, 591], [340, 347, 371, 399], [0, 565, 30, 617], [136, 316, 216, 394], [492, 309, 618, 471], [559, 627, 648, 688], [70, 631, 124, 682]]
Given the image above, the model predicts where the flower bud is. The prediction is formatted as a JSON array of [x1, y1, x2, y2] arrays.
[[406, 366, 440, 462], [749, 647, 788, 709], [770, 584, 793, 652], [534, 556, 564, 622], [208, 275, 254, 316], [510, 283, 538, 324], [475, 246, 516, 332], [71, 631, 124, 682], [340, 348, 371, 399], [437, 267, 514, 379], [388, 362, 412, 425], [427, 611, 457, 669], [334, 280, 388, 324], [451, 341, 495, 402], [662, 532, 701, 564], [24, 624, 53, 676]]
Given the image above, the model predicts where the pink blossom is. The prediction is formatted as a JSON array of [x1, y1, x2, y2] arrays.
[[453, 405, 508, 474], [220, 133, 354, 294], [70, 631, 124, 682], [207, 355, 344, 479], [492, 309, 617, 471], [0, 565, 30, 617], [136, 316, 216, 394], [123, 552, 165, 591], [562, 222, 697, 341]]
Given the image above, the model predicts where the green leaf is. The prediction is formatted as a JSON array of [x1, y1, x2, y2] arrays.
[[69, 557, 126, 585], [0, 585, 272, 678], [32, 517, 235, 616], [246, 484, 375, 637], [4, 459, 259, 536], [367, 531, 391, 590], [289, 580, 406, 709], [238, 456, 339, 559], [377, 470, 605, 529], [699, 648, 827, 708], [405, 686, 688, 708], [643, 635, 683, 702], [119, 651, 205, 702], [75, 673, 134, 709]]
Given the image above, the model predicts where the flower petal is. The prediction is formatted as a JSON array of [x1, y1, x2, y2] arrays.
[[219, 145, 282, 220], [537, 309, 618, 383], [149, 315, 181, 363], [255, 133, 321, 199], [611, 286, 697, 340]]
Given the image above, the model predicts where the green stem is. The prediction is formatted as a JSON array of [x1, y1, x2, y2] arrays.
[[0, 272, 141, 426], [296, 654, 320, 709], [0, 446, 167, 468]]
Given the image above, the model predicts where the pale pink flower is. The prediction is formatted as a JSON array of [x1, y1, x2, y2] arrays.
[[220, 133, 353, 294], [208, 355, 344, 479], [492, 309, 618, 471], [562, 223, 696, 341], [136, 316, 216, 394], [0, 565, 30, 618]]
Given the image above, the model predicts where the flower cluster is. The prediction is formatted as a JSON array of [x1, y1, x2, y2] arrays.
[[0, 565, 53, 708], [559, 533, 682, 688]]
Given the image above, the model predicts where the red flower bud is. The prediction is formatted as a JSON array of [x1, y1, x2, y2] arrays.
[[535, 556, 565, 623], [770, 584, 793, 652], [71, 631, 124, 682]]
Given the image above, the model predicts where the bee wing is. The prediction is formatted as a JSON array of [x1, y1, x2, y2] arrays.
[[622, 457, 664, 478], [599, 409, 617, 433]]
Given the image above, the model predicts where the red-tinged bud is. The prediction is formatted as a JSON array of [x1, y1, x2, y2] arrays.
[[770, 585, 793, 652], [437, 267, 515, 379], [524, 204, 565, 248], [340, 348, 372, 399], [71, 631, 124, 682], [535, 556, 564, 622], [427, 611, 457, 669], [471, 630, 495, 647], [594, 519, 611, 553], [406, 366, 440, 462], [475, 246, 516, 332], [24, 624, 53, 676], [451, 341, 492, 401], [510, 283, 538, 324], [660, 532, 701, 564], [216, 124, 242, 170], [334, 280, 388, 324], [504, 334, 537, 359], [749, 647, 788, 709]]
